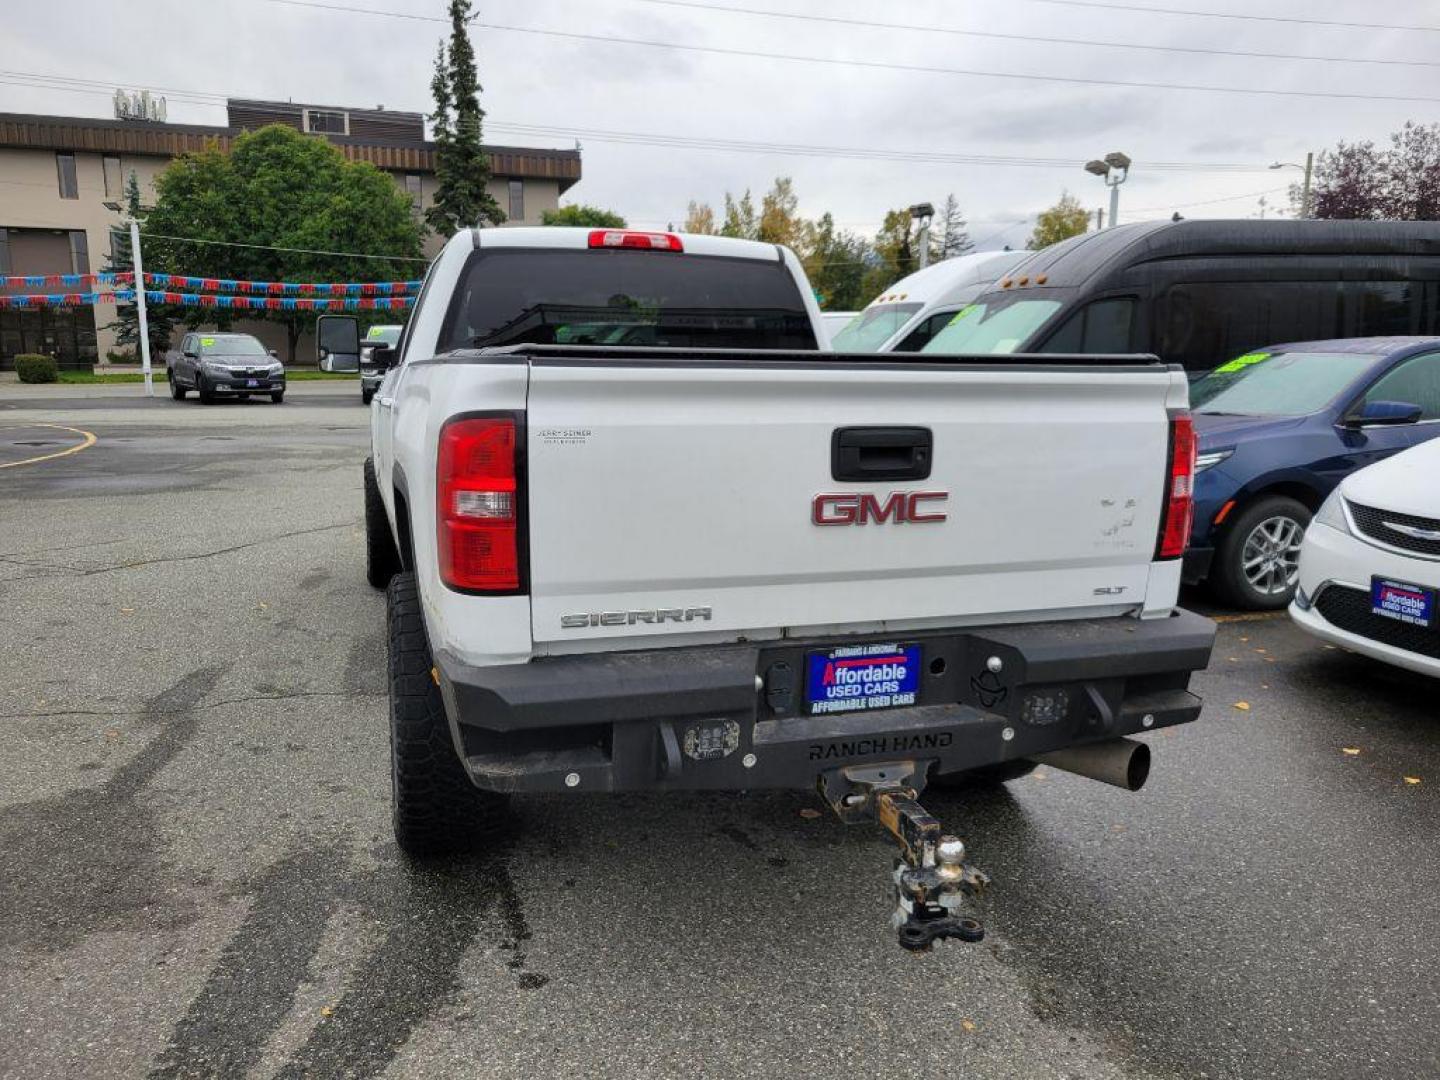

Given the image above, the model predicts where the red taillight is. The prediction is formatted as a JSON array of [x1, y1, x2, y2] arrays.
[[437, 415, 522, 592], [587, 229, 684, 252], [1156, 411, 1196, 560]]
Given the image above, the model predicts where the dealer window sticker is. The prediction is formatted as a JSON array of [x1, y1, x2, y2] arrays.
[[947, 304, 979, 326], [200, 337, 216, 346], [1215, 351, 1270, 374]]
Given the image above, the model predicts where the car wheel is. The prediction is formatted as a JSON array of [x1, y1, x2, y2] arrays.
[[388, 571, 509, 857], [362, 387, 374, 406], [169, 373, 186, 400], [197, 377, 215, 405], [365, 456, 402, 590], [271, 391, 284, 404], [929, 760, 1037, 791], [1209, 495, 1312, 610]]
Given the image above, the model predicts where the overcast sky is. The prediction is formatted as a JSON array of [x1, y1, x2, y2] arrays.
[[3, 0, 1435, 249]]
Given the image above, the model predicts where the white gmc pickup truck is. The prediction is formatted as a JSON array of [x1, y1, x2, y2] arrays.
[[346, 226, 1215, 950]]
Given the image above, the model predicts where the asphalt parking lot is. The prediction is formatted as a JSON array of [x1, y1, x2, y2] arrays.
[[2, 380, 1438, 1080]]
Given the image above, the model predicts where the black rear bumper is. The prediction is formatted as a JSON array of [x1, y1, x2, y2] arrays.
[[434, 609, 1216, 794]]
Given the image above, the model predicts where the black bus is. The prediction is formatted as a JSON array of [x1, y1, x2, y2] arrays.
[[921, 220, 1440, 373]]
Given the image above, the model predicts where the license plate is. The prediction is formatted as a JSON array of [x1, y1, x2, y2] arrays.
[[1371, 577, 1435, 628], [805, 643, 921, 716], [246, 379, 259, 387]]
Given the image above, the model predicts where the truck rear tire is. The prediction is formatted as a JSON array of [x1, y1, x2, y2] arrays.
[[929, 760, 1037, 791], [365, 457, 402, 589], [388, 572, 509, 857]]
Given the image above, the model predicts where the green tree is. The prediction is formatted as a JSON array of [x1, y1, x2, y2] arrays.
[[143, 125, 424, 362], [804, 212, 871, 310], [101, 170, 176, 361], [1027, 191, 1090, 250], [427, 0, 504, 237], [720, 190, 758, 239], [859, 209, 915, 302], [541, 204, 627, 227]]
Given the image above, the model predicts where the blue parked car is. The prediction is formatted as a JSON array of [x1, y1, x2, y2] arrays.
[[1185, 337, 1440, 609]]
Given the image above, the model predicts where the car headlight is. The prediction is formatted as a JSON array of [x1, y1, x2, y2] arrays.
[[202, 360, 227, 373], [1313, 486, 1351, 535], [269, 363, 284, 375], [1195, 449, 1233, 473]]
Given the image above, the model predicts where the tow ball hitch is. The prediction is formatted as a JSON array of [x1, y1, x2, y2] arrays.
[[819, 763, 990, 953]]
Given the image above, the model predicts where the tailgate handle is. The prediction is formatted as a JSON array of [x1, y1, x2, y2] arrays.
[[831, 426, 933, 481]]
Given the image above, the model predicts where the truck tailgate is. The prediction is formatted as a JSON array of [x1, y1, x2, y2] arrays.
[[525, 355, 1180, 647]]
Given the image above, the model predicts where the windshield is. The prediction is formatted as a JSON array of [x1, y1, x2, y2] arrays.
[[364, 326, 403, 346], [443, 249, 818, 351], [200, 336, 266, 357], [830, 304, 921, 352], [1191, 351, 1379, 415], [921, 298, 1062, 355]]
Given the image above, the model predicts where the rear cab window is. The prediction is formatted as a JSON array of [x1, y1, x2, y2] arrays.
[[440, 248, 818, 352]]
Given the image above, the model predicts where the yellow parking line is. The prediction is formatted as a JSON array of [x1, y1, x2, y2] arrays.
[[0, 423, 98, 470]]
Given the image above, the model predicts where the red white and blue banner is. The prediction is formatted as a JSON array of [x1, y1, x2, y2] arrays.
[[0, 272, 134, 290], [0, 290, 135, 309], [144, 291, 413, 311], [143, 273, 421, 296]]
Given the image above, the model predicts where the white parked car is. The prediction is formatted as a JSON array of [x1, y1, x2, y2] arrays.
[[829, 250, 1028, 353], [1291, 437, 1440, 677]]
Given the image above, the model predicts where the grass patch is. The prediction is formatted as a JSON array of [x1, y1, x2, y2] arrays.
[[56, 370, 357, 384], [58, 371, 146, 383]]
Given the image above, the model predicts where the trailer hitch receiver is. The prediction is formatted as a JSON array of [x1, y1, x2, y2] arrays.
[[818, 763, 990, 952]]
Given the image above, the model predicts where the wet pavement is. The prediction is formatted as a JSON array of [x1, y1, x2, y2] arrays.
[[2, 382, 1437, 1079]]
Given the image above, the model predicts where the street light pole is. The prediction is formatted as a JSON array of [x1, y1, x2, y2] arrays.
[[1084, 152, 1131, 229], [129, 219, 154, 397], [1269, 153, 1315, 218], [909, 203, 936, 269], [1301, 151, 1314, 219]]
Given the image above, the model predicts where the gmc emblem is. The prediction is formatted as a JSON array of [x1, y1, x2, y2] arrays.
[[812, 491, 949, 526]]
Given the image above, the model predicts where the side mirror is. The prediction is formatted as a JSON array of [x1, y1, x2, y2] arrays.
[[370, 345, 397, 371], [183, 349, 197, 359], [316, 315, 360, 373], [1346, 399, 1424, 428], [268, 349, 279, 359]]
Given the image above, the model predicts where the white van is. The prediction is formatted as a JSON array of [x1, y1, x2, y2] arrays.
[[830, 250, 1029, 352], [819, 311, 858, 347]]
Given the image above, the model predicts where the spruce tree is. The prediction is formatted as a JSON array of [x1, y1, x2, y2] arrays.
[[426, 1, 504, 237]]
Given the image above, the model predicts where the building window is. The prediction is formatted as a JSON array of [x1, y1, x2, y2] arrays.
[[508, 179, 524, 223], [0, 228, 10, 275], [404, 173, 423, 215], [69, 231, 90, 274], [103, 155, 123, 198], [304, 109, 348, 134], [56, 152, 78, 199]]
